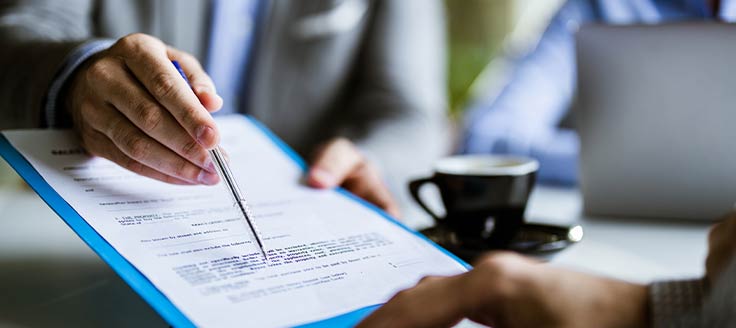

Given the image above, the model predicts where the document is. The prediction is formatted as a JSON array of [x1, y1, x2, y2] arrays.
[[1, 116, 467, 327]]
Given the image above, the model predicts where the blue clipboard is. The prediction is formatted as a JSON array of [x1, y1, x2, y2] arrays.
[[0, 116, 469, 327]]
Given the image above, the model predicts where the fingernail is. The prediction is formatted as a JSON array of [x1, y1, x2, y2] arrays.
[[198, 170, 220, 185], [194, 84, 217, 95], [310, 168, 337, 188], [194, 86, 210, 94], [196, 125, 216, 148], [204, 159, 217, 173]]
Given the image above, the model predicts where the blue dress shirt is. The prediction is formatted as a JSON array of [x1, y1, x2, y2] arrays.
[[461, 0, 736, 185], [206, 0, 263, 115]]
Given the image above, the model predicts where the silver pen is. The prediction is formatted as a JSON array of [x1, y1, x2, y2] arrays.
[[172, 61, 267, 259], [209, 147, 268, 260]]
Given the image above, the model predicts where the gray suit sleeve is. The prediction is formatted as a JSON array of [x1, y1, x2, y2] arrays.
[[0, 0, 96, 129], [649, 278, 705, 327], [337, 0, 449, 222], [649, 257, 736, 327], [700, 257, 736, 327]]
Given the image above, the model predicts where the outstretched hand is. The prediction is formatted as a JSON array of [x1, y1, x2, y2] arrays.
[[66, 33, 223, 185], [358, 252, 649, 328]]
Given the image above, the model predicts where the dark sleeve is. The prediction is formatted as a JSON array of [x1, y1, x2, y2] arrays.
[[649, 257, 736, 327], [701, 257, 736, 327], [649, 278, 706, 327], [0, 0, 96, 129]]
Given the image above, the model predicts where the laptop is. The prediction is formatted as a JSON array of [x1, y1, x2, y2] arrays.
[[575, 23, 736, 220]]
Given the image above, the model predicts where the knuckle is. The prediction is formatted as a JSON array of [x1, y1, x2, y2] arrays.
[[180, 139, 201, 158], [118, 33, 160, 50], [119, 33, 140, 44], [85, 60, 113, 84], [392, 289, 410, 301], [178, 52, 198, 65], [474, 253, 527, 300], [123, 157, 145, 174], [122, 134, 149, 159], [134, 102, 164, 132], [163, 175, 186, 185], [476, 252, 517, 275], [78, 101, 97, 120], [333, 137, 351, 147], [334, 138, 356, 153], [115, 34, 138, 52], [150, 71, 179, 99], [105, 117, 125, 140], [418, 275, 438, 285], [179, 107, 203, 127], [172, 159, 196, 179]]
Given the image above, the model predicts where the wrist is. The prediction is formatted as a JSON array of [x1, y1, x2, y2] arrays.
[[600, 280, 649, 328], [45, 40, 114, 128]]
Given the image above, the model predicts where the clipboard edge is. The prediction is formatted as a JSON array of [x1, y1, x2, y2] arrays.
[[0, 115, 470, 328], [0, 133, 196, 328]]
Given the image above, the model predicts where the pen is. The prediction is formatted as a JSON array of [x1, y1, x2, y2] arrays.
[[172, 60, 268, 260]]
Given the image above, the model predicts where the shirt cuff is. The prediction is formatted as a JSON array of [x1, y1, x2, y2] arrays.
[[649, 278, 705, 328], [45, 40, 115, 128]]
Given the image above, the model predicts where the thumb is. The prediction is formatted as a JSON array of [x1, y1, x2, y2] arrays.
[[308, 138, 362, 189]]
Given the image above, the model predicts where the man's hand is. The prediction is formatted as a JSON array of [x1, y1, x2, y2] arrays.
[[65, 33, 224, 185], [307, 138, 400, 218], [358, 252, 649, 328], [706, 211, 736, 285]]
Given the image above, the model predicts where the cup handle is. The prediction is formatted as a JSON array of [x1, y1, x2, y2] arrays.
[[408, 177, 444, 221]]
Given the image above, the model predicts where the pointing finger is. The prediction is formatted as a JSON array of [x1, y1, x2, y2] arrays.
[[168, 46, 223, 112]]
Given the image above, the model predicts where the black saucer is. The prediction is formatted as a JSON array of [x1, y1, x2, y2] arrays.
[[420, 222, 583, 263]]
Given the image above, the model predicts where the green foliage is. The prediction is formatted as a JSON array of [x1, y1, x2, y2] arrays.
[[445, 0, 514, 115]]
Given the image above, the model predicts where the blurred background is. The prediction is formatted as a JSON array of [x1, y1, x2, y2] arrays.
[[0, 1, 566, 326], [446, 0, 564, 117]]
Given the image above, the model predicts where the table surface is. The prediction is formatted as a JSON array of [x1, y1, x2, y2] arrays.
[[0, 161, 713, 327]]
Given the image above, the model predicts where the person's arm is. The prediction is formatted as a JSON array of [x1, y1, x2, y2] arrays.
[[357, 252, 649, 328], [0, 1, 226, 185], [461, 0, 597, 185], [698, 211, 736, 326], [650, 211, 736, 327], [700, 255, 736, 326], [359, 212, 736, 328], [0, 1, 405, 215], [307, 0, 449, 220]]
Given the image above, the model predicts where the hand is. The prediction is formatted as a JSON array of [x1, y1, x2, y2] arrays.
[[307, 138, 400, 217], [358, 252, 649, 328], [705, 211, 736, 285], [65, 33, 224, 185]]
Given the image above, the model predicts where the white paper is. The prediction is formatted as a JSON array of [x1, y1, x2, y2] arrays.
[[2, 116, 466, 327]]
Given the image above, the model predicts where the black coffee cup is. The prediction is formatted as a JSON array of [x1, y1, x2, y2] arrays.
[[409, 155, 539, 249]]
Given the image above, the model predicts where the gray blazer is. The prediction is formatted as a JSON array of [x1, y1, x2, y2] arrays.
[[0, 0, 449, 219]]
